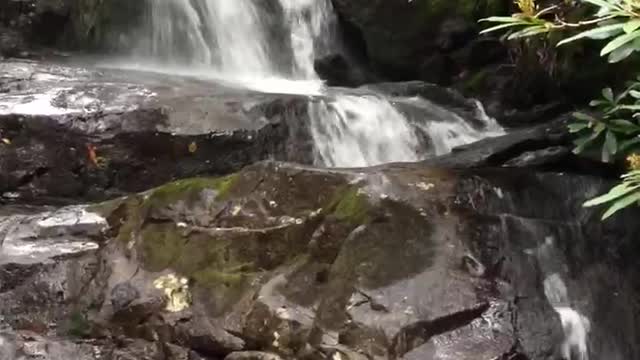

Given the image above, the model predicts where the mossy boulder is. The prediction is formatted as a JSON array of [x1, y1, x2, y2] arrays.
[[7, 159, 640, 358], [91, 161, 571, 358]]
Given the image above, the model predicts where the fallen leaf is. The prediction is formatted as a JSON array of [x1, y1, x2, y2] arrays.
[[188, 141, 198, 153], [1, 138, 10, 145], [86, 144, 98, 166]]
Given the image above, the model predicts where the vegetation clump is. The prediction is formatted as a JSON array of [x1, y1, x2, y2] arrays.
[[482, 0, 640, 219]]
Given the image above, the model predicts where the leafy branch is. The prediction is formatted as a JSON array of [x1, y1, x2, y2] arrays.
[[481, 0, 640, 219]]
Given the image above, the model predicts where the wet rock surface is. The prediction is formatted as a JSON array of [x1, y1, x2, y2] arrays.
[[0, 59, 507, 204], [0, 160, 638, 359], [0, 60, 317, 203]]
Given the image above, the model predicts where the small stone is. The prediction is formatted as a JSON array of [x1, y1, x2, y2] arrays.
[[415, 182, 435, 191], [111, 282, 140, 312]]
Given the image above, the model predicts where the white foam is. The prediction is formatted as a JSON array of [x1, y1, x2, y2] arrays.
[[309, 94, 421, 167], [0, 90, 73, 116], [544, 274, 590, 360]]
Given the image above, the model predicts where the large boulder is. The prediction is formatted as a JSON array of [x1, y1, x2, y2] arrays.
[[0, 60, 315, 203], [1, 150, 639, 358]]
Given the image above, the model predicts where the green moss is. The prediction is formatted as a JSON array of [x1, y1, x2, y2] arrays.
[[86, 197, 125, 217], [331, 187, 372, 225], [138, 222, 257, 314], [140, 223, 187, 272], [145, 174, 239, 208], [114, 196, 149, 244], [192, 268, 248, 286], [66, 311, 90, 338]]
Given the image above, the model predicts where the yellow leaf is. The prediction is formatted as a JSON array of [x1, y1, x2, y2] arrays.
[[1, 138, 10, 145], [188, 141, 198, 153]]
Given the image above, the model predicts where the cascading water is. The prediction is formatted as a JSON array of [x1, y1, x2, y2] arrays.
[[202, 0, 275, 77], [141, 0, 213, 65], [279, 0, 335, 79], [133, 0, 333, 81], [136, 0, 275, 77], [116, 0, 503, 168], [309, 95, 421, 167], [530, 237, 591, 360]]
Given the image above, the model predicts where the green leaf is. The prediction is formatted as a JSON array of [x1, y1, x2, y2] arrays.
[[568, 123, 590, 133], [593, 122, 607, 134], [619, 136, 640, 151], [619, 105, 640, 111], [480, 23, 526, 34], [507, 25, 550, 39], [609, 119, 640, 134], [556, 23, 624, 46], [602, 88, 615, 102], [584, 183, 640, 207], [581, 0, 622, 11], [590, 99, 609, 107], [608, 42, 637, 62], [604, 130, 618, 156], [480, 16, 524, 23], [624, 19, 640, 34], [630, 90, 640, 98], [601, 191, 640, 219], [573, 136, 593, 154], [573, 126, 604, 153], [605, 105, 623, 115], [573, 111, 598, 122], [622, 170, 640, 181], [601, 31, 640, 56]]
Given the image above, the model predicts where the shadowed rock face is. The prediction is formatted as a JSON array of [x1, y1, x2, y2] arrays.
[[1, 161, 638, 359], [330, 0, 507, 80]]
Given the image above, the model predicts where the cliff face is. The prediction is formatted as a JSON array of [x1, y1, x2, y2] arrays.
[[0, 0, 145, 56], [330, 0, 508, 78]]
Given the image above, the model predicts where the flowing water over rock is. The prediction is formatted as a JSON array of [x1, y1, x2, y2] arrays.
[[309, 94, 421, 167], [279, 0, 336, 79], [130, 0, 334, 81], [106, 0, 502, 168]]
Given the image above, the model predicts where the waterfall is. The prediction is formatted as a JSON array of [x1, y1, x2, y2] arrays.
[[134, 0, 334, 80], [202, 0, 274, 77], [545, 274, 591, 360], [309, 95, 421, 167], [139, 0, 276, 77], [279, 0, 335, 79], [405, 97, 504, 156], [531, 237, 591, 360], [142, 0, 213, 65], [114, 0, 502, 168]]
